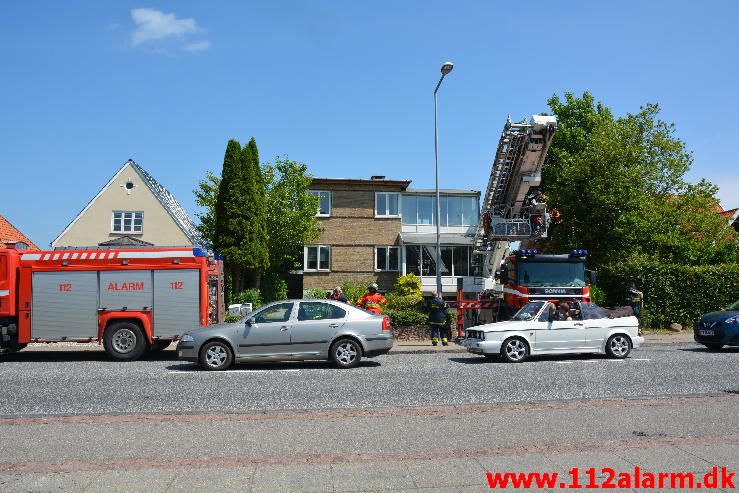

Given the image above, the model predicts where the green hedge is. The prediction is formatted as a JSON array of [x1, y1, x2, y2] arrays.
[[599, 258, 739, 328]]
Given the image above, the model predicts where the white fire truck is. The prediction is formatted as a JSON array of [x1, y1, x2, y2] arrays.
[[0, 244, 224, 360]]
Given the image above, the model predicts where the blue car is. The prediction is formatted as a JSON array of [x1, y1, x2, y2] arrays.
[[694, 300, 739, 350]]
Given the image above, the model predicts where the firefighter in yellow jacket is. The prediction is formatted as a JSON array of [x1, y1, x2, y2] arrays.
[[357, 283, 387, 314], [428, 291, 450, 346]]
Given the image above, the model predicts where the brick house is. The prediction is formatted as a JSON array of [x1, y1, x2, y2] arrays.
[[304, 177, 481, 296], [304, 177, 411, 292]]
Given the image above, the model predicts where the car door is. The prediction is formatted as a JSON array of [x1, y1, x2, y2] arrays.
[[536, 304, 587, 351], [238, 302, 295, 357], [291, 301, 347, 356], [581, 304, 621, 350]]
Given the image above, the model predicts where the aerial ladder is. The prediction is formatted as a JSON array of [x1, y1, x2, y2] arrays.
[[453, 114, 557, 335], [473, 114, 557, 279]]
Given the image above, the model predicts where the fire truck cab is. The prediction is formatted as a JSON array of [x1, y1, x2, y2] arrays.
[[498, 249, 595, 316], [0, 244, 224, 360]]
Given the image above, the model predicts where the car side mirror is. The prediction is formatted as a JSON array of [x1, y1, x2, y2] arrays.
[[246, 318, 254, 327]]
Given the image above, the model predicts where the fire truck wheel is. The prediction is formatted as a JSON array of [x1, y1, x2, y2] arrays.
[[500, 337, 529, 363], [103, 322, 147, 361], [605, 334, 632, 359], [199, 340, 233, 371]]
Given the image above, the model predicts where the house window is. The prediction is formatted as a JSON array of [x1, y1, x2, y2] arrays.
[[112, 211, 143, 233], [304, 246, 330, 271], [401, 194, 479, 226], [308, 191, 331, 216], [375, 246, 399, 271], [375, 192, 400, 217], [404, 245, 471, 276]]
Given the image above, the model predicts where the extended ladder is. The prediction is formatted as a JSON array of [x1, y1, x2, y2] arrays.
[[473, 115, 557, 278]]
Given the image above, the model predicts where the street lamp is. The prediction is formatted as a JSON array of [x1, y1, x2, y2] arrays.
[[434, 61, 453, 295]]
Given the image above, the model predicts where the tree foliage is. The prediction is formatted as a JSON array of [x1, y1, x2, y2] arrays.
[[540, 92, 737, 269], [193, 170, 220, 245], [263, 156, 320, 272]]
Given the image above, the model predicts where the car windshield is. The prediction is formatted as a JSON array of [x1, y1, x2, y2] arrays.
[[727, 300, 739, 311], [517, 261, 586, 287], [511, 302, 546, 321]]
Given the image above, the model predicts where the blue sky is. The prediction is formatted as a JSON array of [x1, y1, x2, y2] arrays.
[[2, 1, 738, 247]]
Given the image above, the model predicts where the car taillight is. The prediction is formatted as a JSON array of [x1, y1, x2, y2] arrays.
[[382, 316, 391, 331]]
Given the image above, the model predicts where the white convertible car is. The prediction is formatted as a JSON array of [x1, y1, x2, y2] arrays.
[[463, 301, 644, 362]]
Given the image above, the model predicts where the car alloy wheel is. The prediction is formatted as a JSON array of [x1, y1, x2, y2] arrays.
[[606, 334, 631, 358], [199, 341, 233, 371], [330, 339, 362, 369], [502, 337, 528, 363]]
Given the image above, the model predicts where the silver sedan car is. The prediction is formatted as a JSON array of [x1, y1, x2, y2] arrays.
[[177, 299, 394, 370]]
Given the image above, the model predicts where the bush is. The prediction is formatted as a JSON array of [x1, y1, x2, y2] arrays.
[[385, 293, 422, 311], [340, 281, 368, 305], [304, 288, 329, 299], [261, 272, 288, 303], [386, 309, 428, 327], [599, 256, 739, 327], [225, 313, 243, 323], [589, 284, 607, 305], [232, 289, 262, 308], [393, 274, 422, 297]]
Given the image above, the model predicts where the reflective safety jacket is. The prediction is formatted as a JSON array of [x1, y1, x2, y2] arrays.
[[357, 292, 387, 314], [428, 296, 448, 326]]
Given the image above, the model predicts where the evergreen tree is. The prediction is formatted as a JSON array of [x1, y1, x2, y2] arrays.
[[240, 138, 270, 289], [213, 139, 247, 292]]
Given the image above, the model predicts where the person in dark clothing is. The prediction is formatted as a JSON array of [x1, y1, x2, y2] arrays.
[[626, 283, 643, 321], [428, 292, 450, 346], [328, 286, 348, 303]]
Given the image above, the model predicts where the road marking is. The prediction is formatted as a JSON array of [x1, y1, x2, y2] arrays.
[[168, 369, 301, 374], [632, 358, 651, 361]]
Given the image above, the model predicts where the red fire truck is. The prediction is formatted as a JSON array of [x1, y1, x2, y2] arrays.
[[498, 249, 595, 315], [0, 244, 224, 360]]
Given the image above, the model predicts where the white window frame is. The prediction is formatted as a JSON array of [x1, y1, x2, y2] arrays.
[[308, 190, 331, 217], [111, 211, 144, 234], [304, 245, 331, 272], [375, 246, 400, 272], [375, 192, 400, 218]]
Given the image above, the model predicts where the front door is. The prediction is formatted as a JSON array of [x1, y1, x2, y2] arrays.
[[291, 301, 347, 356], [238, 302, 294, 357]]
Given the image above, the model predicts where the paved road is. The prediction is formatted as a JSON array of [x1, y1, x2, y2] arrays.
[[0, 344, 737, 492], [0, 344, 737, 417]]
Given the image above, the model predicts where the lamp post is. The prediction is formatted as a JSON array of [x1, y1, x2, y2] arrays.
[[434, 61, 453, 295]]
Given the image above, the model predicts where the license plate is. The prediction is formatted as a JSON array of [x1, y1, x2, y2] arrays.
[[699, 329, 714, 336]]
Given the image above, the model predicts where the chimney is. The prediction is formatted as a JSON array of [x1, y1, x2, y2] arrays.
[[370, 175, 386, 180]]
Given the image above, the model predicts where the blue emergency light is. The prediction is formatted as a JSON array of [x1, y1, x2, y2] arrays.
[[518, 249, 538, 255], [570, 249, 588, 256]]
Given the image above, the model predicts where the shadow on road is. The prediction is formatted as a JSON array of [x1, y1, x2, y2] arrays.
[[448, 353, 613, 365], [166, 359, 382, 372], [0, 349, 180, 363], [678, 347, 739, 354]]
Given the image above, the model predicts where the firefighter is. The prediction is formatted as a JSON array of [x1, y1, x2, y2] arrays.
[[428, 291, 450, 346], [357, 283, 386, 314], [626, 283, 643, 321]]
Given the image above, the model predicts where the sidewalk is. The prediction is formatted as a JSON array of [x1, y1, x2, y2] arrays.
[[390, 331, 696, 354]]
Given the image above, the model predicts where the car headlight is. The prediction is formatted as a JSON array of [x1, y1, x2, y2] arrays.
[[180, 334, 195, 342], [725, 315, 739, 324]]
